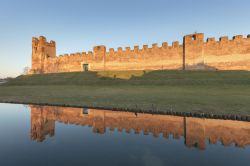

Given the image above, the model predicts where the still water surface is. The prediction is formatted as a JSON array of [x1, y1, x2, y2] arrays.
[[0, 103, 249, 166]]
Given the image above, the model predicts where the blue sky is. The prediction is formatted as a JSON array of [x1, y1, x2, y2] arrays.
[[0, 0, 250, 77]]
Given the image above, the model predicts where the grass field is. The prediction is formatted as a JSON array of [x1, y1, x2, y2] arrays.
[[1, 70, 250, 115]]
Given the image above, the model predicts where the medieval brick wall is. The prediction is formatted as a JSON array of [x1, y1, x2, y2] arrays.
[[30, 33, 250, 74]]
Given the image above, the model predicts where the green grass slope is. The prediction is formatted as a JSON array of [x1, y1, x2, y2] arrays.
[[1, 70, 250, 115], [4, 70, 250, 86]]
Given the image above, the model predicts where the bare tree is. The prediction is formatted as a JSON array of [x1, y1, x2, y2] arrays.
[[23, 66, 30, 75]]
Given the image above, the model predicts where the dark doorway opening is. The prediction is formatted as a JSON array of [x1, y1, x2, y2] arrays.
[[83, 64, 89, 72]]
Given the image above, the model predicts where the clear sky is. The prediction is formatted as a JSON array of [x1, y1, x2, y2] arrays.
[[0, 0, 250, 78]]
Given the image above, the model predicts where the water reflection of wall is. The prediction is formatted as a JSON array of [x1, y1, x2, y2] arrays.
[[186, 118, 250, 149], [29, 105, 250, 149]]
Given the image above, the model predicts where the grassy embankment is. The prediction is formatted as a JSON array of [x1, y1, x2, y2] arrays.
[[1, 70, 250, 115]]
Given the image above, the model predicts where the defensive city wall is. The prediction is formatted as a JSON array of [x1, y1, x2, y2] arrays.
[[30, 33, 250, 74]]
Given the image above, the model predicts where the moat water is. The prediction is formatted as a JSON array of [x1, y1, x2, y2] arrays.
[[0, 103, 249, 166]]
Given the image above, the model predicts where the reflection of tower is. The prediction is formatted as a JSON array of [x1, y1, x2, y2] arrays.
[[30, 106, 55, 142], [185, 118, 206, 150], [90, 110, 106, 134]]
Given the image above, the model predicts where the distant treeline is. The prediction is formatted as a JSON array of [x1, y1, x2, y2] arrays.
[[0, 77, 13, 82]]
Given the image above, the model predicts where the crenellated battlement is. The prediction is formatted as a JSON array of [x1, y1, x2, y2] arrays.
[[30, 33, 250, 74], [56, 40, 185, 60], [117, 47, 123, 52], [184, 33, 204, 43], [125, 47, 131, 52], [134, 46, 139, 52], [172, 41, 179, 48], [162, 42, 168, 49], [219, 36, 229, 43], [152, 43, 158, 49], [143, 45, 148, 50], [233, 35, 243, 40], [206, 37, 215, 43], [32, 36, 56, 48], [205, 34, 250, 45]]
